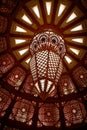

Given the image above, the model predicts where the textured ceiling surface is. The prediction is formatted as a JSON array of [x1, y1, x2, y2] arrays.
[[0, 0, 87, 130]]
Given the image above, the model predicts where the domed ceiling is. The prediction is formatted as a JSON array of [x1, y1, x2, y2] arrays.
[[0, 0, 87, 130]]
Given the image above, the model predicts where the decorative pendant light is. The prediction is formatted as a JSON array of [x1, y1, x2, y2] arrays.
[[30, 31, 66, 100]]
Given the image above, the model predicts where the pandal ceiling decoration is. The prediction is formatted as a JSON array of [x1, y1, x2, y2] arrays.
[[30, 31, 66, 100], [0, 0, 87, 129]]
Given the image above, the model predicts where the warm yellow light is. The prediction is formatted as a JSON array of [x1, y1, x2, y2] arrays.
[[72, 38, 83, 43], [46, 80, 52, 92], [70, 48, 80, 55], [32, 5, 40, 18], [15, 39, 26, 44], [65, 56, 72, 64], [25, 58, 31, 64], [71, 25, 83, 31], [58, 4, 66, 17], [22, 14, 32, 25], [40, 79, 45, 91], [16, 26, 27, 33], [35, 82, 41, 93], [45, 1, 52, 15], [66, 12, 77, 23], [19, 48, 29, 55]]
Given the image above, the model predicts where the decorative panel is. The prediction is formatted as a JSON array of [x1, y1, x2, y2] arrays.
[[0, 15, 7, 33], [0, 37, 7, 53], [36, 50, 48, 79], [22, 75, 36, 95], [0, 87, 11, 117], [9, 98, 35, 126], [0, 0, 17, 14], [48, 51, 60, 80], [0, 0, 86, 129], [0, 53, 14, 78], [58, 75, 77, 96], [37, 103, 60, 127], [73, 66, 87, 90], [29, 31, 65, 100], [7, 67, 26, 90], [63, 100, 86, 126]]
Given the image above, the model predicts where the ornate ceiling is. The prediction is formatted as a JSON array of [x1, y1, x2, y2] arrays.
[[0, 0, 87, 130]]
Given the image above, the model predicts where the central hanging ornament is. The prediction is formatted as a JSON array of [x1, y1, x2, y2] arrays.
[[30, 31, 66, 100]]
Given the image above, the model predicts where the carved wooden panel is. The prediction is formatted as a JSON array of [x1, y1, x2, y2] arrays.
[[0, 37, 7, 53], [9, 98, 35, 126], [37, 103, 60, 127], [22, 75, 36, 95], [0, 87, 11, 117], [58, 75, 77, 96], [0, 15, 7, 33], [63, 100, 86, 126], [73, 66, 87, 90], [7, 67, 26, 90], [0, 53, 14, 77]]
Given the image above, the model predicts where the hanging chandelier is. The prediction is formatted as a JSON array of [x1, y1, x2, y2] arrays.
[[30, 31, 66, 100]]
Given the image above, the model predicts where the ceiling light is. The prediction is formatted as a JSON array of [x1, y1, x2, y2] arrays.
[[65, 56, 72, 64], [19, 48, 29, 55], [22, 14, 32, 25], [32, 5, 40, 18], [70, 48, 80, 55], [45, 1, 52, 15], [25, 58, 31, 64], [58, 4, 66, 17], [72, 38, 83, 43], [29, 31, 66, 100], [66, 12, 77, 23], [15, 39, 26, 44], [71, 25, 83, 31], [16, 26, 27, 33]]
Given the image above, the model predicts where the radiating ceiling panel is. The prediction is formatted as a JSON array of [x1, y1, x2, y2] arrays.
[[60, 6, 84, 28], [10, 22, 34, 35], [9, 0, 87, 73], [16, 8, 38, 30], [65, 37, 87, 46], [63, 19, 87, 34], [26, 0, 44, 25], [43, 0, 54, 24], [13, 46, 29, 60], [0, 0, 87, 129], [54, 0, 71, 25], [64, 54, 77, 69]]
